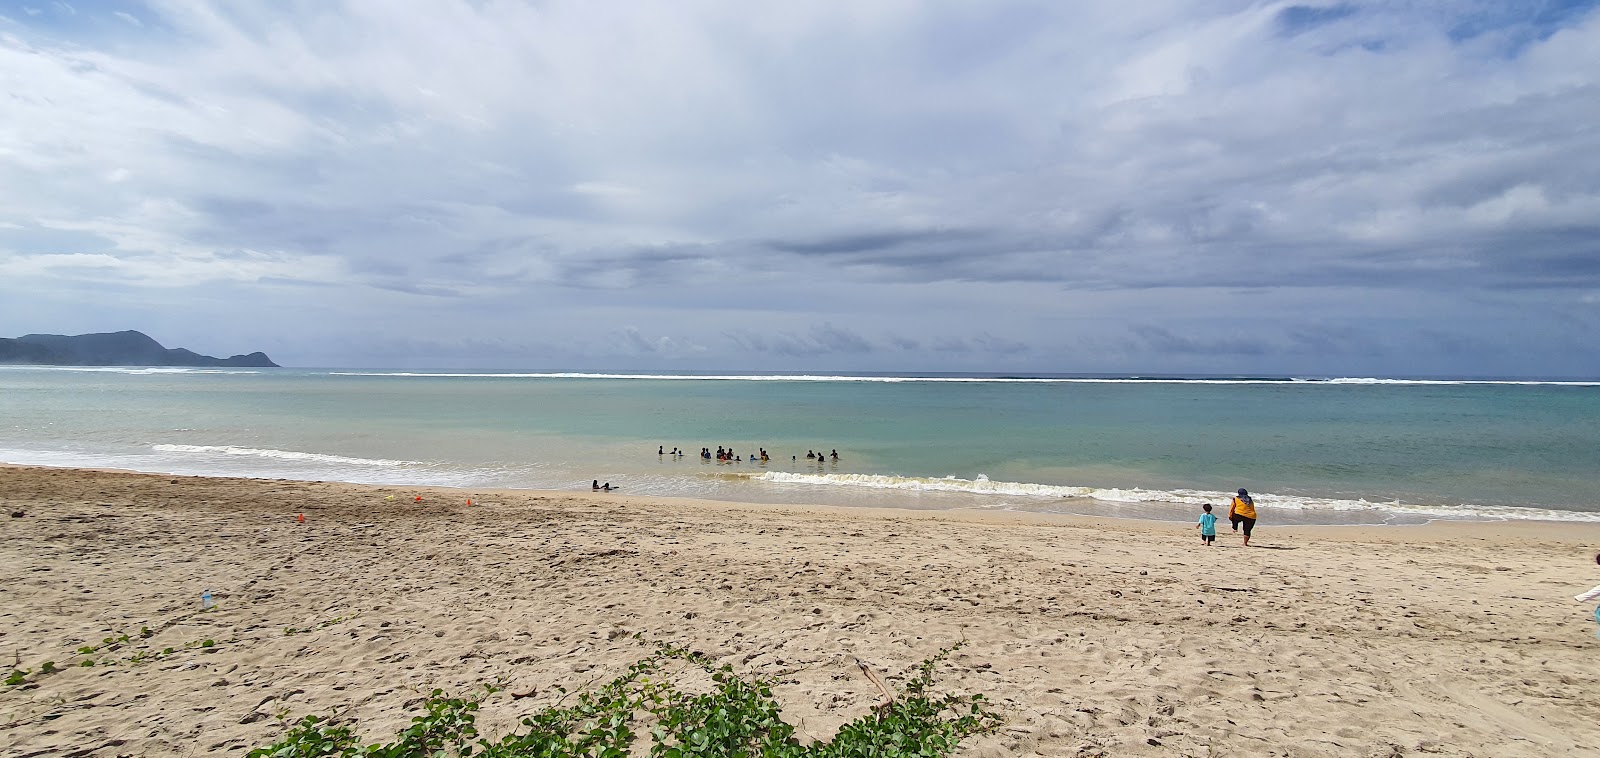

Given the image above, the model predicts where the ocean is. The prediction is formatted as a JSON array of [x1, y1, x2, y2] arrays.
[[2, 366, 1598, 525]]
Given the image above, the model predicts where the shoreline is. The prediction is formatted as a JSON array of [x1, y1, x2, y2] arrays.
[[6, 460, 1598, 530]]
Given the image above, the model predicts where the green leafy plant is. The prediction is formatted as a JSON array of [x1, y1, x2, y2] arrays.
[[4, 669, 28, 686], [250, 716, 360, 758], [250, 640, 1000, 757], [287, 615, 358, 636], [39, 661, 57, 674]]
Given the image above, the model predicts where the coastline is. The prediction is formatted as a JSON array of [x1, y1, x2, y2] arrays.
[[8, 367, 1600, 526], [8, 459, 1599, 528], [3, 465, 1599, 755]]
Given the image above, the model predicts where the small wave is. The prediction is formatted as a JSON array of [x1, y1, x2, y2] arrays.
[[328, 372, 1074, 382], [1316, 377, 1600, 386], [742, 472, 1600, 523], [151, 444, 414, 467]]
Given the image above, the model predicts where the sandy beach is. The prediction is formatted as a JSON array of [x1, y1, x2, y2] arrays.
[[2, 465, 1598, 757]]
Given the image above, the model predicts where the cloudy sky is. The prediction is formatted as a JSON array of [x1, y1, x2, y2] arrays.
[[2, 1, 1598, 375]]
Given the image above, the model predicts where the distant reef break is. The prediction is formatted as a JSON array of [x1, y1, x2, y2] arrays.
[[0, 330, 278, 368]]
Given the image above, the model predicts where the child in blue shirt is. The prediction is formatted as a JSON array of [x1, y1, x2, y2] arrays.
[[1196, 503, 1218, 546]]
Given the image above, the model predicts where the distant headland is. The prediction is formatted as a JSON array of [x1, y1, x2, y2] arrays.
[[0, 330, 278, 368]]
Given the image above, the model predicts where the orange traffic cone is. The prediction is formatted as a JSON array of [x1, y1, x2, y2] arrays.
[[466, 499, 472, 506], [296, 513, 305, 524]]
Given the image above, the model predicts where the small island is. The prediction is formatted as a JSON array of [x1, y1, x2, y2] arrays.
[[0, 330, 278, 368]]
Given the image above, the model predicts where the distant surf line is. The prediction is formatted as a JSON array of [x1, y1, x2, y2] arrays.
[[0, 366, 262, 375], [326, 372, 1600, 386]]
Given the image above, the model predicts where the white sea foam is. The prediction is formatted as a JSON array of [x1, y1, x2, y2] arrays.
[[151, 444, 413, 467], [326, 371, 1600, 386], [743, 472, 1600, 523], [1315, 377, 1600, 386]]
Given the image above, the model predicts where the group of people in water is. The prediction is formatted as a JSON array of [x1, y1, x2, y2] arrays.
[[655, 445, 841, 464], [591, 446, 845, 493]]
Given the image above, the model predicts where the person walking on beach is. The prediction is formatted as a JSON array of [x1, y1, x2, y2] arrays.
[[1229, 488, 1257, 546], [1196, 503, 1218, 546], [1577, 552, 1600, 638]]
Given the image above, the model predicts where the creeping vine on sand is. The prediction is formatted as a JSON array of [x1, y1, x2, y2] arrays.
[[249, 638, 1001, 757]]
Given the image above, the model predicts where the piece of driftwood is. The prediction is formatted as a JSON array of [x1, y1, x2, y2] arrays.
[[510, 688, 538, 700], [855, 659, 894, 709]]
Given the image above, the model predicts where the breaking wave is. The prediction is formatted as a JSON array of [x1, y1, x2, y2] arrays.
[[151, 444, 414, 467], [0, 366, 262, 375], [741, 472, 1600, 523], [326, 371, 1600, 386]]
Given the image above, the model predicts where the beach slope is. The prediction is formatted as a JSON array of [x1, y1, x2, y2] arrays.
[[2, 466, 1598, 756]]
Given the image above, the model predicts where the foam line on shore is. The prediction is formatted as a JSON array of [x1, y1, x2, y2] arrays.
[[742, 471, 1600, 523], [151, 444, 414, 467]]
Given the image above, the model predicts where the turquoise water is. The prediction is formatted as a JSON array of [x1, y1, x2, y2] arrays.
[[2, 366, 1598, 524]]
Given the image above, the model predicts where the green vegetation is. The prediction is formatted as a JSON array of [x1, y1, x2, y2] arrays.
[[4, 669, 28, 686], [250, 640, 1000, 757], [61, 625, 223, 669], [285, 615, 358, 636]]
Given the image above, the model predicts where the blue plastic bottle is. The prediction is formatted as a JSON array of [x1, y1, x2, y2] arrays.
[[202, 589, 213, 610]]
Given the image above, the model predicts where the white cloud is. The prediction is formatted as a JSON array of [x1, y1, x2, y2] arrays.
[[0, 1, 1597, 374]]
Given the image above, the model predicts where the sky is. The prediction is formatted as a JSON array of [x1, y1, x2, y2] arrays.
[[2, 1, 1599, 376]]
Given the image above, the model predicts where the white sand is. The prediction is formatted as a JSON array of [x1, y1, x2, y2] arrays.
[[2, 466, 1599, 756]]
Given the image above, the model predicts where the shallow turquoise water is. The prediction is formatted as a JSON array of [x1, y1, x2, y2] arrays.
[[2, 367, 1597, 523]]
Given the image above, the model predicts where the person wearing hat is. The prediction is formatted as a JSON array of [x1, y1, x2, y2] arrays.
[[1228, 488, 1257, 546]]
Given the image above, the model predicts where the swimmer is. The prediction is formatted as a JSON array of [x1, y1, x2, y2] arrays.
[[592, 480, 600, 491]]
